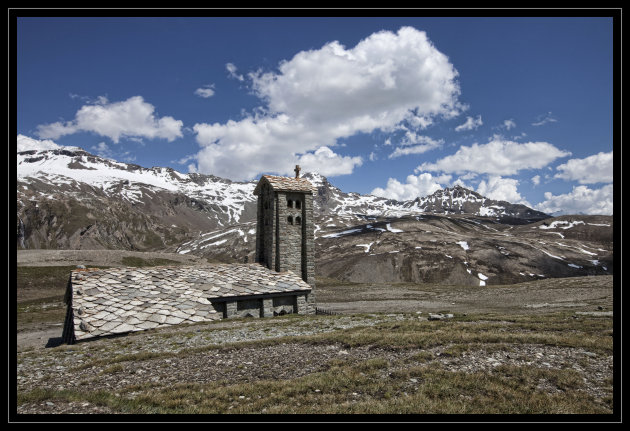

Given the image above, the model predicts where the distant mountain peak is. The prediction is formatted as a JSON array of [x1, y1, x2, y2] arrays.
[[429, 184, 479, 195], [301, 171, 334, 189], [410, 184, 548, 220]]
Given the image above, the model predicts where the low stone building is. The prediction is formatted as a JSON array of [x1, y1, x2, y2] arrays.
[[62, 168, 316, 344]]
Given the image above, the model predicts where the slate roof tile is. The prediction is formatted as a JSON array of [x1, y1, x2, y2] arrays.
[[253, 175, 316, 195], [66, 263, 311, 342]]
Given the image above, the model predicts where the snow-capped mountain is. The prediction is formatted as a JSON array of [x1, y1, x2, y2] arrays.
[[16, 145, 614, 285], [18, 147, 258, 224], [303, 172, 423, 218], [17, 146, 548, 246], [303, 172, 549, 222], [16, 146, 547, 251], [403, 185, 550, 221], [17, 147, 257, 250]]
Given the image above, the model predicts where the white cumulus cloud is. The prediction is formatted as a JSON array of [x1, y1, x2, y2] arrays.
[[535, 184, 613, 215], [250, 26, 461, 130], [17, 134, 61, 152], [298, 146, 363, 177], [36, 96, 183, 143], [16, 134, 83, 153], [193, 114, 327, 180], [371, 172, 449, 201], [554, 151, 613, 184], [417, 139, 571, 176], [192, 26, 463, 181], [476, 176, 531, 206]]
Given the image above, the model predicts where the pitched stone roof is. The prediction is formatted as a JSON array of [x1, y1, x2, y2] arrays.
[[253, 175, 315, 195], [65, 263, 311, 342]]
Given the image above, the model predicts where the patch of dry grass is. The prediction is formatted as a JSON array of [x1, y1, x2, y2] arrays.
[[19, 354, 611, 415], [17, 311, 614, 415]]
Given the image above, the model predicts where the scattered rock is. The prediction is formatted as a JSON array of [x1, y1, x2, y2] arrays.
[[428, 313, 454, 321], [574, 311, 613, 317]]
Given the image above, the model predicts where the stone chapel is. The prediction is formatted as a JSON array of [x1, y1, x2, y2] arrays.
[[254, 165, 315, 291], [62, 168, 316, 344]]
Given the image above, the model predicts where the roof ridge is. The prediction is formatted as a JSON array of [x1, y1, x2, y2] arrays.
[[254, 174, 315, 195]]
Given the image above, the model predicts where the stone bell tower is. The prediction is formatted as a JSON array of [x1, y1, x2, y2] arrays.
[[253, 166, 315, 290]]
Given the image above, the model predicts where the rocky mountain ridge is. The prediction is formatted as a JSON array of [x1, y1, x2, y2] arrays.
[[303, 172, 549, 222], [405, 185, 549, 221], [17, 148, 257, 251], [16, 146, 613, 285]]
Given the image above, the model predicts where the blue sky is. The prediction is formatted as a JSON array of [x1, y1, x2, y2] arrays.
[[15, 14, 616, 215]]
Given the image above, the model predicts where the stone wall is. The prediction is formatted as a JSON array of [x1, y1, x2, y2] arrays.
[[276, 191, 304, 275], [302, 193, 315, 291], [255, 185, 315, 289], [254, 174, 316, 309], [256, 182, 277, 272], [218, 293, 312, 318]]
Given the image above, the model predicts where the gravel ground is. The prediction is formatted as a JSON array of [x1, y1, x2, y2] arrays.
[[16, 313, 613, 415], [17, 249, 207, 267], [14, 251, 615, 416]]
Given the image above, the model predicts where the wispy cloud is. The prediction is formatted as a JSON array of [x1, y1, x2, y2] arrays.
[[91, 141, 114, 158], [69, 94, 109, 105], [532, 111, 557, 126], [226, 63, 244, 81], [194, 84, 215, 98], [388, 133, 444, 159], [455, 115, 483, 132], [503, 119, 516, 130]]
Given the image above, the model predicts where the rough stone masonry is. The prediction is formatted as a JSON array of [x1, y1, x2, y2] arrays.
[[62, 169, 316, 344]]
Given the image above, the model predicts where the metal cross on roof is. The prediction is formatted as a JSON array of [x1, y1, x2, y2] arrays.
[[294, 164, 301, 178]]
